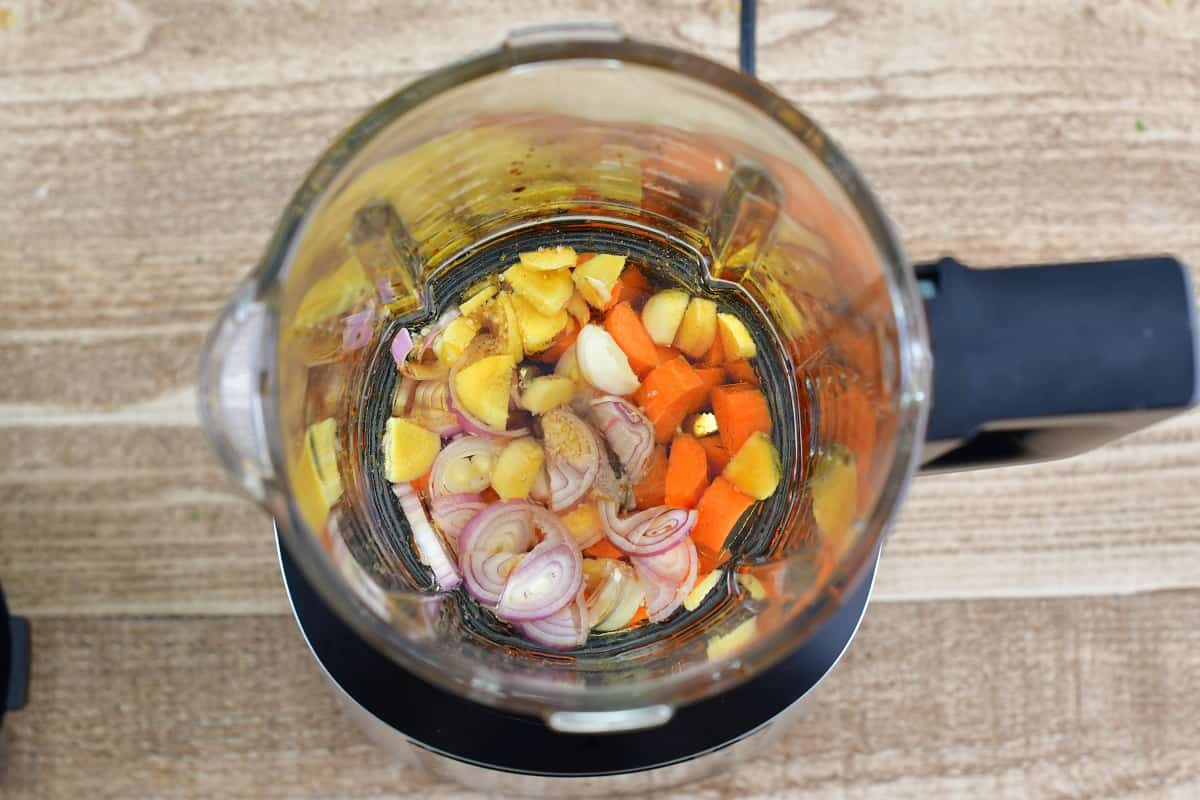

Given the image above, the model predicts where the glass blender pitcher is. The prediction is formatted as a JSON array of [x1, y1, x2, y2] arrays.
[[198, 24, 1198, 795]]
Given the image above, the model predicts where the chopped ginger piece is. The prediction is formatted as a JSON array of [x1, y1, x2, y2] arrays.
[[717, 312, 757, 359], [504, 264, 574, 315], [434, 316, 479, 364], [519, 375, 575, 414], [459, 283, 498, 317], [491, 437, 545, 500], [723, 431, 782, 500], [684, 569, 724, 611], [519, 245, 578, 271], [383, 418, 441, 482], [573, 254, 626, 308], [674, 297, 717, 359], [511, 293, 570, 353], [453, 354, 516, 431], [707, 617, 757, 660]]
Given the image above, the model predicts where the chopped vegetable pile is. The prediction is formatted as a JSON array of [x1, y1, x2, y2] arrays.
[[382, 245, 783, 649]]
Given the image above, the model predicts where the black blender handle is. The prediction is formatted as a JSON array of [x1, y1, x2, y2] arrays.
[[1, 581, 30, 720], [918, 256, 1199, 471]]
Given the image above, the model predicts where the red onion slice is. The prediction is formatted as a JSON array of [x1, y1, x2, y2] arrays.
[[393, 483, 461, 591], [589, 396, 654, 483], [541, 408, 602, 511], [530, 506, 575, 549], [458, 501, 537, 605], [343, 309, 375, 352], [633, 538, 698, 622], [390, 327, 414, 366], [583, 559, 636, 628], [408, 379, 462, 436], [496, 536, 583, 622], [529, 464, 551, 504], [633, 536, 698, 584], [377, 278, 397, 304], [429, 493, 485, 555], [411, 408, 462, 437], [429, 435, 503, 497], [519, 592, 589, 649], [598, 500, 697, 556]]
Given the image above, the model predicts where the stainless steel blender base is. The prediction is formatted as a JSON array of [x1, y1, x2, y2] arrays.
[[278, 532, 877, 797]]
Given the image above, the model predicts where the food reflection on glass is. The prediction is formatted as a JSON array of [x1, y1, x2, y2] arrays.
[[379, 246, 786, 648]]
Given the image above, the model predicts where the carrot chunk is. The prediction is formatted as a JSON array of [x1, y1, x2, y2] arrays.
[[665, 434, 708, 508], [634, 357, 709, 443], [633, 445, 669, 508], [711, 383, 771, 453], [604, 302, 662, 377], [692, 476, 756, 561]]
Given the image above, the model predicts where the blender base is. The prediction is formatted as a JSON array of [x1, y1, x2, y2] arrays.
[[279, 534, 876, 796]]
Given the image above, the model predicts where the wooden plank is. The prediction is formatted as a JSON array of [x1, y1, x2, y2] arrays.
[[0, 425, 285, 617], [2, 592, 1197, 798]]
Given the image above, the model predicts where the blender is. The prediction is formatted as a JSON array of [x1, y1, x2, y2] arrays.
[[197, 23, 1198, 795]]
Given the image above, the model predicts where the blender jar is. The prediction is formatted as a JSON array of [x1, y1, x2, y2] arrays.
[[199, 23, 1197, 737]]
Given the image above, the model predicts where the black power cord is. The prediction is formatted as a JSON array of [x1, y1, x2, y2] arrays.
[[739, 0, 757, 76]]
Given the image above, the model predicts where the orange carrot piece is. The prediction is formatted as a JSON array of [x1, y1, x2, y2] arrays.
[[628, 605, 649, 625], [480, 487, 501, 504], [692, 476, 756, 562], [696, 435, 730, 474], [621, 266, 651, 294], [711, 383, 771, 454], [665, 435, 709, 508], [604, 302, 661, 377], [633, 445, 669, 508], [411, 471, 431, 495], [575, 253, 595, 265], [655, 344, 680, 363], [584, 538, 623, 560], [700, 331, 726, 366], [635, 356, 709, 443], [615, 267, 652, 307], [695, 367, 725, 396], [537, 320, 579, 364], [726, 359, 760, 385], [697, 549, 721, 575]]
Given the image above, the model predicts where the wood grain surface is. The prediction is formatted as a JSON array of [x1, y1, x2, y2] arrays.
[[1, 0, 1198, 797]]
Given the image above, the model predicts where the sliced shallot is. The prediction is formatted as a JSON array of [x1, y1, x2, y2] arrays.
[[633, 538, 698, 622], [519, 592, 589, 649], [540, 408, 601, 511], [598, 500, 696, 556], [343, 309, 375, 352], [429, 493, 485, 554], [458, 501, 537, 605], [429, 436, 503, 497], [408, 378, 461, 436], [594, 569, 646, 632], [583, 558, 636, 628], [589, 395, 655, 483], [390, 327, 414, 366], [496, 535, 583, 622], [394, 483, 461, 591]]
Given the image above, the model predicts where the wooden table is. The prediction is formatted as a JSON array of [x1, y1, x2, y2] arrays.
[[2, 1, 1198, 797]]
